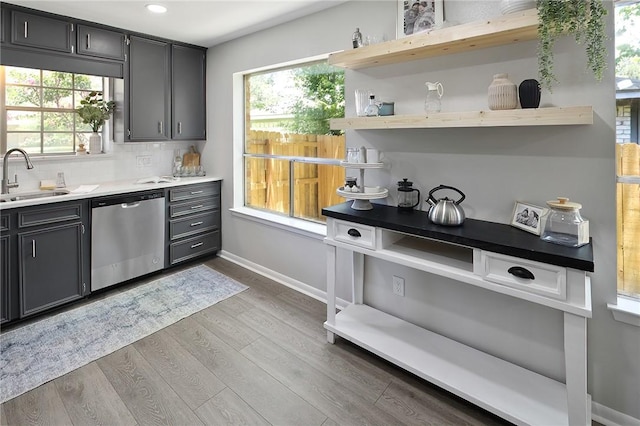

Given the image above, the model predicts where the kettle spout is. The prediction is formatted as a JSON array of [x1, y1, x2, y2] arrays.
[[426, 198, 436, 207]]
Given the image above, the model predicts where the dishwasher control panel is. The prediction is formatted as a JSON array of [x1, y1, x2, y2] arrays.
[[91, 190, 165, 208]]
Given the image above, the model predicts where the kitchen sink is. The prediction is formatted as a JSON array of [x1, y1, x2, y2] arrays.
[[0, 189, 71, 203]]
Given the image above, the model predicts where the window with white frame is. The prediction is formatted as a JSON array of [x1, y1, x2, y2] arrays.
[[615, 1, 640, 300], [0, 65, 110, 155], [243, 60, 346, 223]]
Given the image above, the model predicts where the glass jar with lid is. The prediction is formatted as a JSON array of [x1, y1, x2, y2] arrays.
[[540, 197, 589, 247]]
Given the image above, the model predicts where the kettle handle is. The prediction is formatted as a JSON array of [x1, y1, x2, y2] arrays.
[[427, 184, 466, 205]]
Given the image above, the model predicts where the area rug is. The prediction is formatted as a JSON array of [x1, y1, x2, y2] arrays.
[[0, 264, 248, 403]]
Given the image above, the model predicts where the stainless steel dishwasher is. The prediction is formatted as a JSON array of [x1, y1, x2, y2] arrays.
[[91, 190, 165, 291]]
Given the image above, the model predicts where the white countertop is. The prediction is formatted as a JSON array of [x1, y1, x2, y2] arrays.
[[0, 176, 222, 209]]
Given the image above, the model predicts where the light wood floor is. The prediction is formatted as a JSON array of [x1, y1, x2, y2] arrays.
[[1, 256, 514, 426]]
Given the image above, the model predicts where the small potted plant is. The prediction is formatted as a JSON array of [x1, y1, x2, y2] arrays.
[[76, 91, 116, 153], [536, 0, 607, 91]]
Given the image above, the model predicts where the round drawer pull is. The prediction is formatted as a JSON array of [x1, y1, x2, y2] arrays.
[[347, 228, 361, 237], [508, 266, 535, 280]]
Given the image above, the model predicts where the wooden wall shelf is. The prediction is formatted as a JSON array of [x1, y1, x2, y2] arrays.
[[328, 9, 539, 69], [330, 106, 593, 130]]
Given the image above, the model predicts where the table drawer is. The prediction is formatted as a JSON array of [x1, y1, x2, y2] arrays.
[[169, 231, 220, 265], [169, 196, 219, 218], [169, 182, 220, 203], [480, 251, 566, 300], [332, 219, 376, 250], [169, 211, 219, 241]]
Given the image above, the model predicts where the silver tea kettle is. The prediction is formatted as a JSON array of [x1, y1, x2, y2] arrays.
[[427, 184, 466, 226]]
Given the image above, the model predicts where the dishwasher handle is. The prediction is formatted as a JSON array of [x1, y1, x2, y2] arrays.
[[121, 202, 141, 209]]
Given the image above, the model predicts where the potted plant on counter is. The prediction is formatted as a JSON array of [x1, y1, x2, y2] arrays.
[[536, 0, 607, 91], [76, 91, 116, 154]]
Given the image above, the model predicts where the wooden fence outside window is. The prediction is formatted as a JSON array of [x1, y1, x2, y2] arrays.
[[245, 130, 345, 221], [617, 143, 640, 296]]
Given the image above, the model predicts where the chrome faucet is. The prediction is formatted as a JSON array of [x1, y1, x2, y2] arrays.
[[2, 148, 35, 194]]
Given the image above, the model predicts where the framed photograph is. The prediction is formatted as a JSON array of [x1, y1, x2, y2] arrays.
[[397, 0, 444, 39], [511, 202, 546, 235]]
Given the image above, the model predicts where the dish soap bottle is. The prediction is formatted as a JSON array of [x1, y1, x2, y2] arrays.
[[364, 95, 379, 117]]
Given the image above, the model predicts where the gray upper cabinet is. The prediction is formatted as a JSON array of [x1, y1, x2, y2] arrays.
[[128, 36, 171, 141], [76, 24, 125, 61], [11, 10, 72, 53], [172, 45, 206, 140]]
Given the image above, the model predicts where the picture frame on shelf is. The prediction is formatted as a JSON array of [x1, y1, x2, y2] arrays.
[[397, 0, 444, 39], [511, 201, 545, 235]]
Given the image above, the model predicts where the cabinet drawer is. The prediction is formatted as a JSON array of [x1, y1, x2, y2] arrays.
[[169, 196, 219, 218], [18, 202, 82, 228], [169, 210, 219, 241], [169, 182, 220, 202], [332, 219, 376, 250], [480, 251, 566, 300], [169, 231, 219, 265]]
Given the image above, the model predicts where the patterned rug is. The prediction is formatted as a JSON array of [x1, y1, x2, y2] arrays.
[[0, 265, 248, 403]]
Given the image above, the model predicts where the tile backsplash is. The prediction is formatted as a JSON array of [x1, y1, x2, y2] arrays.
[[0, 141, 202, 191]]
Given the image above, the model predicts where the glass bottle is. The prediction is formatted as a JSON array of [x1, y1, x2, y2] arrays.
[[364, 95, 379, 117], [352, 28, 363, 48], [424, 81, 444, 113]]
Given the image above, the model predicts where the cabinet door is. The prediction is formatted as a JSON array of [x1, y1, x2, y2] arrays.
[[128, 36, 170, 141], [172, 45, 206, 140], [1, 235, 10, 324], [11, 11, 72, 53], [18, 222, 84, 317], [76, 24, 125, 61]]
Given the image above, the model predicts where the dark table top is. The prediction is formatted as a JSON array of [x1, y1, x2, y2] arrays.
[[322, 203, 594, 272]]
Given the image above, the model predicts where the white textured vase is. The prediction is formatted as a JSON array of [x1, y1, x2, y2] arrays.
[[500, 0, 535, 15], [89, 132, 102, 154], [488, 73, 518, 110]]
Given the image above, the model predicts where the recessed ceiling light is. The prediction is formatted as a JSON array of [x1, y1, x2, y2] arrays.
[[146, 4, 167, 13]]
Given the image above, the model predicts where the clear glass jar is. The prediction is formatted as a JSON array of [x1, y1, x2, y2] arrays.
[[540, 197, 589, 247]]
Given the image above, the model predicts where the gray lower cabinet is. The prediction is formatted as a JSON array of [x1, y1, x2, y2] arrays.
[[16, 200, 89, 318], [128, 35, 171, 141], [1, 213, 12, 324], [172, 45, 206, 140], [11, 10, 72, 53], [76, 24, 125, 61], [166, 181, 221, 266]]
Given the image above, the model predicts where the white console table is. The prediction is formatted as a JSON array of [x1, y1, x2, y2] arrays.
[[322, 203, 593, 426]]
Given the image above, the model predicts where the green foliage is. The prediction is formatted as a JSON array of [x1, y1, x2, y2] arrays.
[[286, 63, 345, 136], [616, 3, 640, 79], [536, 0, 608, 91], [76, 91, 116, 133]]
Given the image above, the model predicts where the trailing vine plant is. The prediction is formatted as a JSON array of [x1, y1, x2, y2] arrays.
[[537, 0, 608, 91]]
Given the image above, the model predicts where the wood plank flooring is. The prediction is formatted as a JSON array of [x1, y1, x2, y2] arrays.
[[1, 256, 514, 426]]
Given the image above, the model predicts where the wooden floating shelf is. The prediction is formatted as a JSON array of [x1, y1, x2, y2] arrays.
[[330, 106, 593, 130], [328, 8, 539, 69]]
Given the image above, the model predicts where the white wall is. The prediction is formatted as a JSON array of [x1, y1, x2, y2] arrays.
[[203, 0, 640, 420]]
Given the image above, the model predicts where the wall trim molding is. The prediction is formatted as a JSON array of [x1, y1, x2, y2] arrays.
[[592, 401, 640, 426], [217, 251, 639, 426], [219, 250, 350, 310]]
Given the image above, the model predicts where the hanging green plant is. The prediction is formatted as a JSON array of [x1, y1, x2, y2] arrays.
[[536, 0, 608, 91]]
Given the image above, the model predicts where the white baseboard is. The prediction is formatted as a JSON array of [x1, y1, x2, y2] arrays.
[[218, 252, 640, 426], [219, 250, 350, 310], [592, 401, 640, 426]]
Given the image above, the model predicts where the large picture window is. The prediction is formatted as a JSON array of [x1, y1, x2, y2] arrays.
[[243, 61, 346, 223], [615, 2, 640, 300], [1, 66, 109, 155]]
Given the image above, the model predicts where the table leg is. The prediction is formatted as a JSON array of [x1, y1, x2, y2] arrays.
[[326, 244, 336, 344], [564, 312, 589, 425]]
